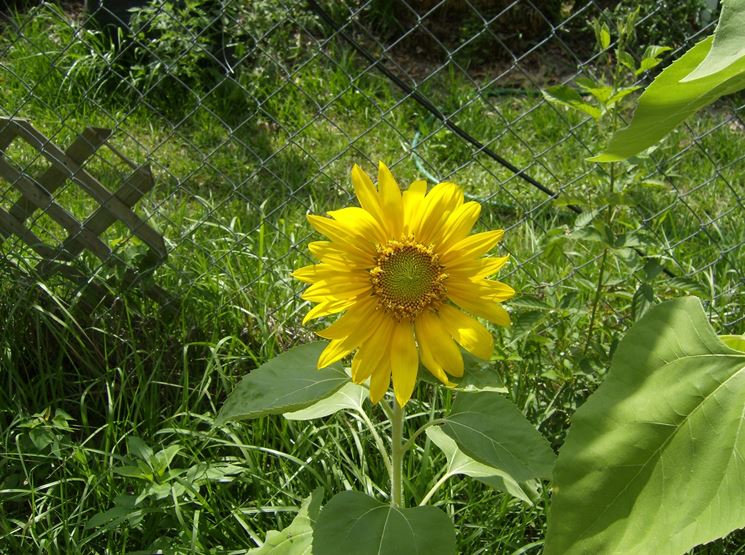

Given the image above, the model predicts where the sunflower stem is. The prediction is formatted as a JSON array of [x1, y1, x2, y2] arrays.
[[390, 398, 405, 508]]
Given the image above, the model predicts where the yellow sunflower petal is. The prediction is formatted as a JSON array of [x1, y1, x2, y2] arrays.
[[438, 201, 481, 252], [448, 256, 510, 280], [301, 279, 370, 303], [292, 263, 368, 285], [390, 321, 418, 406], [369, 361, 392, 404], [402, 179, 427, 234], [317, 305, 383, 368], [308, 241, 373, 269], [307, 215, 375, 259], [412, 182, 463, 245], [351, 317, 394, 383], [377, 161, 403, 237], [291, 264, 319, 284], [352, 164, 387, 227], [417, 342, 453, 386], [440, 229, 505, 266], [447, 289, 512, 326], [438, 304, 494, 360], [302, 298, 356, 325], [328, 206, 388, 245], [415, 311, 464, 378], [447, 277, 516, 303], [352, 343, 378, 383], [318, 338, 354, 368], [316, 297, 378, 340]]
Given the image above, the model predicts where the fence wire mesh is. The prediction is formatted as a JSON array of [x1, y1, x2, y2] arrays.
[[0, 0, 742, 357]]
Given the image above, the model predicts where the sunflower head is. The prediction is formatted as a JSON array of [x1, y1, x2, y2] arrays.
[[293, 162, 514, 406]]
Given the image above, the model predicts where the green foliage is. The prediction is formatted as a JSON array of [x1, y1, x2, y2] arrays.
[[125, 0, 220, 95], [216, 342, 349, 424], [545, 297, 745, 554], [1, 1, 743, 552], [684, 0, 745, 80], [440, 391, 556, 482], [283, 382, 368, 421], [593, 37, 745, 161], [610, 0, 707, 49], [249, 489, 323, 554], [313, 491, 457, 555], [426, 426, 538, 504]]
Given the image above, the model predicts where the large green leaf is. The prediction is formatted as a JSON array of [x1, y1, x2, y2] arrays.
[[216, 342, 348, 424], [249, 488, 323, 554], [283, 382, 367, 420], [313, 491, 456, 555], [426, 426, 538, 504], [544, 297, 745, 555], [440, 391, 555, 483], [683, 0, 745, 81], [591, 36, 745, 162]]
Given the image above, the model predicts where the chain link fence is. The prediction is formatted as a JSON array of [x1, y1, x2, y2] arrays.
[[0, 0, 742, 355]]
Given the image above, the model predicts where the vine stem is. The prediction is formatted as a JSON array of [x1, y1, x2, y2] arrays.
[[390, 398, 405, 508]]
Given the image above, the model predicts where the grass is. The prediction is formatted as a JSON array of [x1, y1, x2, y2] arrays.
[[0, 2, 744, 553]]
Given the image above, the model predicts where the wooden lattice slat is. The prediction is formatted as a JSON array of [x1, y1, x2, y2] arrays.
[[0, 117, 170, 309]]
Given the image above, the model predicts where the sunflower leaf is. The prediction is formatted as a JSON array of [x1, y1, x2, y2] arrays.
[[440, 391, 556, 482], [249, 488, 323, 554], [720, 334, 745, 352], [591, 36, 745, 162], [283, 382, 366, 420], [216, 342, 349, 424], [682, 0, 745, 81], [544, 297, 745, 555], [426, 426, 539, 504], [313, 491, 456, 555]]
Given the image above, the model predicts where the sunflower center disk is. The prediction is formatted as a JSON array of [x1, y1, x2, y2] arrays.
[[370, 238, 448, 321]]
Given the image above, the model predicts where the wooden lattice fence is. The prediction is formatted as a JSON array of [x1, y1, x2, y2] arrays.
[[0, 118, 169, 309]]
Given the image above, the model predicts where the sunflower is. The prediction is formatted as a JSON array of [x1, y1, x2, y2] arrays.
[[293, 162, 514, 406]]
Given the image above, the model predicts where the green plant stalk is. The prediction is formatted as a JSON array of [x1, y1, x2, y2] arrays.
[[390, 399, 405, 508], [583, 247, 609, 355], [584, 102, 619, 354]]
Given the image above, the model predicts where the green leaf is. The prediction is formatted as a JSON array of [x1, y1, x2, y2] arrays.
[[249, 488, 323, 554], [283, 382, 366, 420], [665, 275, 708, 297], [575, 78, 613, 104], [598, 23, 611, 50], [216, 342, 349, 424], [631, 282, 654, 321], [313, 491, 456, 555], [112, 465, 151, 480], [426, 426, 538, 504], [635, 45, 672, 75], [544, 297, 745, 555], [606, 85, 641, 108], [720, 334, 745, 352], [440, 391, 555, 482], [86, 495, 145, 530], [510, 310, 546, 341], [127, 436, 154, 463], [617, 49, 636, 72], [683, 0, 745, 81], [542, 85, 601, 119], [591, 36, 745, 162], [151, 444, 181, 474]]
